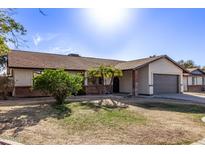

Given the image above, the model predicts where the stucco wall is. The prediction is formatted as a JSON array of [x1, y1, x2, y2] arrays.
[[119, 70, 132, 93], [138, 66, 149, 94], [13, 69, 34, 87], [13, 69, 85, 87], [148, 58, 183, 95], [183, 76, 188, 91]]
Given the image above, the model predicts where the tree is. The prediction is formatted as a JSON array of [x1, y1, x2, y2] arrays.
[[178, 60, 199, 69], [0, 9, 27, 56], [88, 65, 123, 94], [0, 76, 14, 100], [33, 69, 83, 104]]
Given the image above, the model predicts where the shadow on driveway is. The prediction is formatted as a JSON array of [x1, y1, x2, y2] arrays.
[[132, 101, 205, 114], [154, 93, 205, 104]]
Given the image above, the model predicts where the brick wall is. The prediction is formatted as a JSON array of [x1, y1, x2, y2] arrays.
[[85, 85, 112, 95], [14, 85, 113, 97], [14, 86, 48, 97], [187, 85, 205, 92]]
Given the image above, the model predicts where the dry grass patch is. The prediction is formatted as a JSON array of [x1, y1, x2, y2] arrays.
[[0, 98, 205, 144]]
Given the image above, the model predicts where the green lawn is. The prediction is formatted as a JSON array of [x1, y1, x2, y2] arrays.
[[58, 102, 146, 131]]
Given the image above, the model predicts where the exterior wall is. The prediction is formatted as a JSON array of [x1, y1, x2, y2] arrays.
[[183, 76, 188, 91], [12, 68, 85, 97], [138, 66, 149, 94], [197, 76, 203, 85], [187, 85, 204, 92], [184, 75, 205, 92], [13, 69, 34, 87], [119, 70, 132, 94], [148, 58, 183, 95], [133, 70, 139, 96], [85, 85, 112, 94], [14, 86, 48, 97]]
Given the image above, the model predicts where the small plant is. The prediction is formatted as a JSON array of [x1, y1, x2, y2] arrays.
[[33, 69, 83, 104]]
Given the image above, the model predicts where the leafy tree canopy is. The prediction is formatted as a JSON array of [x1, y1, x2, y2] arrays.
[[88, 65, 123, 84], [33, 69, 83, 104], [0, 9, 26, 56], [178, 60, 200, 69]]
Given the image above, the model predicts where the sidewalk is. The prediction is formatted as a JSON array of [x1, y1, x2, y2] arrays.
[[0, 94, 125, 106], [0, 97, 55, 106], [0, 138, 23, 145]]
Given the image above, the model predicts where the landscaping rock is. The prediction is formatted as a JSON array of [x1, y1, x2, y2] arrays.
[[201, 117, 205, 123]]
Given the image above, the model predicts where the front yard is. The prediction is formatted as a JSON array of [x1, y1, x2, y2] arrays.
[[0, 98, 205, 144]]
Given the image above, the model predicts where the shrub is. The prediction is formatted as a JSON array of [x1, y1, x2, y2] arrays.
[[33, 69, 83, 104], [0, 76, 14, 100]]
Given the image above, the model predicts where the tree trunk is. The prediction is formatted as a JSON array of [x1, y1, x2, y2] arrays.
[[109, 74, 114, 93]]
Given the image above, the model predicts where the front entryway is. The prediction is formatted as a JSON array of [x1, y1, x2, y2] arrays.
[[153, 74, 179, 94], [113, 77, 119, 93]]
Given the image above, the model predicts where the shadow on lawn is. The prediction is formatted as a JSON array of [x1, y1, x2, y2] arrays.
[[131, 102, 205, 114], [0, 104, 71, 137]]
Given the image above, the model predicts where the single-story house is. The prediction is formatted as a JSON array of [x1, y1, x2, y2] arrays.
[[7, 50, 188, 97], [183, 68, 205, 92]]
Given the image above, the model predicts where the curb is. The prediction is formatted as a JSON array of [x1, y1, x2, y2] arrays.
[[0, 138, 23, 145]]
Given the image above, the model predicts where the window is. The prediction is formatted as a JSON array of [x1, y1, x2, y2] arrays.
[[33, 70, 42, 78], [192, 77, 196, 85], [203, 77, 205, 85]]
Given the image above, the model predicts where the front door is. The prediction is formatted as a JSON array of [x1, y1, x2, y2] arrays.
[[113, 77, 119, 93]]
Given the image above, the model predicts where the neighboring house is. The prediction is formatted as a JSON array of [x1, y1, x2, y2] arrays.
[[183, 68, 205, 92], [7, 50, 187, 97]]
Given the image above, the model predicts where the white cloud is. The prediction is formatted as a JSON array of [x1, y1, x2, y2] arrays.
[[33, 33, 42, 46], [33, 33, 59, 47], [45, 33, 59, 41], [49, 47, 79, 55]]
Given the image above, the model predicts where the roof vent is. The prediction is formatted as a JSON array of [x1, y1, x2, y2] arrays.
[[67, 53, 81, 57], [149, 55, 156, 58]]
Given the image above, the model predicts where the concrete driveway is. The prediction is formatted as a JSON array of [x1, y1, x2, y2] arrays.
[[154, 92, 205, 104]]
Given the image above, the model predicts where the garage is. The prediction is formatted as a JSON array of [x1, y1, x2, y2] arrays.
[[153, 74, 179, 94]]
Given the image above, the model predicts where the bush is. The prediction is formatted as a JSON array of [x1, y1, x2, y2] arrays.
[[33, 69, 83, 104], [0, 76, 14, 100]]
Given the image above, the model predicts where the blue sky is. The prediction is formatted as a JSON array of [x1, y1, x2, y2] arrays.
[[12, 8, 205, 66]]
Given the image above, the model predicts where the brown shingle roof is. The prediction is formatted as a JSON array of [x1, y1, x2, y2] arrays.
[[187, 68, 205, 74], [115, 55, 163, 70], [8, 50, 124, 70], [8, 50, 187, 72], [187, 68, 199, 72]]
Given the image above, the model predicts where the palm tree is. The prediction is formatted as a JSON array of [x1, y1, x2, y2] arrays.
[[88, 65, 123, 94]]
